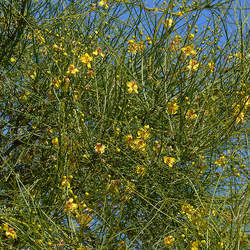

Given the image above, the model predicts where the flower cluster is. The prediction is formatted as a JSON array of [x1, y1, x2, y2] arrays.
[[124, 125, 151, 152], [2, 223, 17, 240], [79, 53, 93, 68], [180, 204, 209, 246], [163, 18, 173, 28], [181, 203, 196, 220], [64, 198, 78, 212], [166, 100, 179, 114], [214, 155, 227, 166], [187, 59, 199, 71], [135, 166, 146, 176], [132, 138, 147, 151], [170, 35, 182, 50], [95, 143, 106, 154], [98, 0, 108, 9], [66, 64, 79, 75], [61, 176, 70, 188], [181, 44, 196, 57], [163, 156, 176, 167], [164, 235, 175, 246], [185, 109, 198, 119], [208, 61, 215, 73], [52, 137, 59, 145], [128, 39, 145, 54], [232, 97, 249, 123], [126, 81, 138, 94], [137, 125, 150, 140], [93, 47, 104, 57]]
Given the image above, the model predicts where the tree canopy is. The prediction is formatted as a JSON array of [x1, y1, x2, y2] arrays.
[[0, 0, 249, 249]]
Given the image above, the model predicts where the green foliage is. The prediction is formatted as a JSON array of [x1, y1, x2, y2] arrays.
[[0, 0, 249, 248]]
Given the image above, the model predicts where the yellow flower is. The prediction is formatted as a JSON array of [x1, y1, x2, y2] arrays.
[[208, 61, 215, 73], [126, 81, 138, 94], [53, 44, 59, 50], [3, 223, 17, 239], [181, 44, 196, 56], [164, 18, 173, 28], [64, 198, 78, 212], [137, 41, 145, 53], [167, 101, 179, 114], [36, 35, 45, 44], [188, 33, 195, 40], [136, 166, 146, 176], [74, 92, 79, 100], [164, 235, 175, 246], [53, 44, 63, 51], [5, 228, 17, 239], [218, 241, 224, 248], [215, 155, 227, 166], [132, 138, 146, 151], [79, 53, 93, 68], [234, 52, 242, 59], [99, 0, 108, 9], [244, 96, 250, 108], [3, 223, 9, 231], [52, 137, 59, 145], [233, 103, 246, 123], [93, 47, 104, 57], [124, 134, 133, 144], [191, 240, 199, 250], [61, 176, 70, 188], [185, 109, 198, 119], [181, 203, 195, 220], [66, 64, 79, 75], [236, 112, 245, 123], [98, 0, 106, 7], [95, 143, 106, 154], [137, 125, 150, 140], [163, 156, 176, 167], [173, 11, 184, 16], [187, 59, 199, 71], [10, 58, 16, 63], [170, 35, 182, 50], [51, 77, 61, 89], [30, 71, 37, 79], [128, 40, 137, 54], [128, 40, 145, 54]]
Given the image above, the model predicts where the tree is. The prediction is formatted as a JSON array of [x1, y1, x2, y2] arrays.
[[0, 0, 249, 248]]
